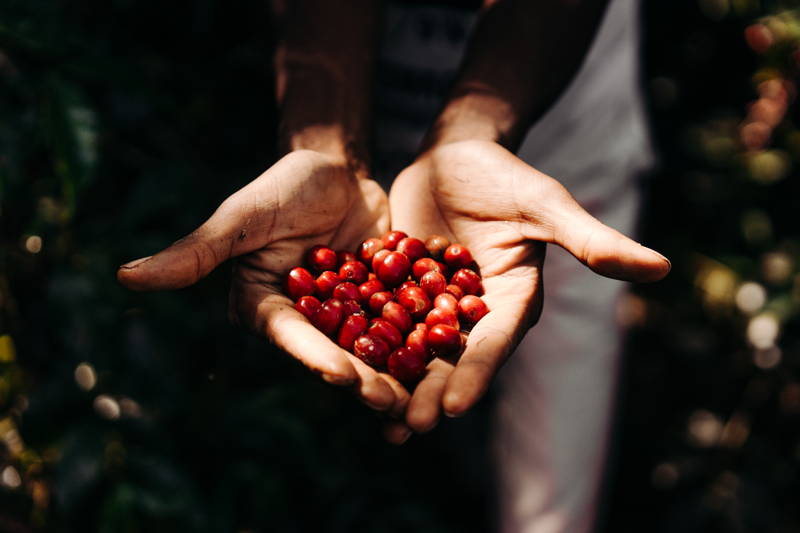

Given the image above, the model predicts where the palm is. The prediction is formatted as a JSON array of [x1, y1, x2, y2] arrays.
[[389, 140, 670, 432], [119, 150, 409, 415]]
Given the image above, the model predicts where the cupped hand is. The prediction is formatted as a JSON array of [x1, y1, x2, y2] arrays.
[[117, 149, 410, 416], [387, 140, 670, 435]]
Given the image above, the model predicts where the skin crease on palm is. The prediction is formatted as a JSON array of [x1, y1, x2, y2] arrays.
[[387, 140, 671, 438], [117, 149, 412, 418]]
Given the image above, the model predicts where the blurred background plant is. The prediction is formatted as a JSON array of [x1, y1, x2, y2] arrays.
[[1, 1, 799, 532]]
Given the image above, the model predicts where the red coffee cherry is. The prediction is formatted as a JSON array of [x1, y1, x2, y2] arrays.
[[397, 280, 418, 292], [285, 267, 316, 301], [425, 307, 459, 329], [396, 286, 432, 321], [312, 298, 344, 336], [419, 270, 447, 298], [338, 314, 368, 351], [333, 282, 360, 302], [396, 237, 428, 263], [450, 268, 483, 296], [381, 230, 408, 251], [358, 279, 385, 304], [367, 318, 404, 349], [445, 284, 465, 300], [353, 334, 391, 368], [388, 347, 427, 384], [458, 295, 489, 326], [336, 250, 358, 267], [341, 299, 363, 316], [412, 257, 444, 280], [406, 328, 431, 361], [433, 293, 458, 314], [357, 238, 384, 263], [339, 260, 369, 285], [371, 248, 391, 273], [443, 243, 474, 270], [368, 291, 394, 315], [428, 324, 462, 356], [425, 235, 451, 260], [376, 251, 411, 287], [295, 295, 321, 320], [314, 271, 342, 300], [306, 245, 338, 273], [382, 301, 414, 333]]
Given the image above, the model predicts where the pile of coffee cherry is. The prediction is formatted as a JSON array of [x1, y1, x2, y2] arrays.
[[284, 232, 489, 385]]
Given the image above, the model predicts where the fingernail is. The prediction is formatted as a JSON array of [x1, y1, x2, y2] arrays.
[[394, 427, 412, 445], [321, 373, 355, 386], [640, 246, 670, 267], [119, 256, 152, 270], [443, 410, 465, 418]]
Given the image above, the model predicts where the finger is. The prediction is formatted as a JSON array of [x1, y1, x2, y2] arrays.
[[261, 299, 359, 386], [523, 181, 670, 283], [117, 186, 273, 292], [405, 358, 455, 433], [346, 355, 397, 412], [383, 420, 413, 445], [379, 373, 412, 419], [442, 290, 534, 418]]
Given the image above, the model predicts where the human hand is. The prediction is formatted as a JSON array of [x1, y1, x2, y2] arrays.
[[386, 140, 670, 436], [117, 149, 410, 416]]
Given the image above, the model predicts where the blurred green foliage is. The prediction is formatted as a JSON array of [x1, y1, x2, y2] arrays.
[[2, 0, 800, 532]]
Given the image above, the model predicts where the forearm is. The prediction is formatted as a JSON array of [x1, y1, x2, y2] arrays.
[[273, 0, 382, 174], [424, 0, 610, 152]]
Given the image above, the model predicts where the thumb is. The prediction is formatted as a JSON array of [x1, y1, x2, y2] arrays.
[[117, 196, 261, 291], [538, 189, 670, 283]]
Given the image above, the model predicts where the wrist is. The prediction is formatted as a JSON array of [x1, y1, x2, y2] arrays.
[[276, 52, 371, 178], [421, 90, 526, 153]]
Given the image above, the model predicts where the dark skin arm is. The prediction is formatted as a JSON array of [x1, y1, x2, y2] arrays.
[[118, 0, 413, 417], [385, 0, 668, 443]]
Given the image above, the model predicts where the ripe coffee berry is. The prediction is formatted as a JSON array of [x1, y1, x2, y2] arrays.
[[458, 295, 490, 326], [443, 243, 473, 270], [307, 245, 338, 273], [338, 314, 368, 351], [419, 270, 447, 298], [353, 334, 391, 367], [382, 301, 413, 333], [313, 298, 344, 336], [388, 347, 427, 384], [433, 293, 458, 314], [357, 238, 384, 263], [381, 230, 408, 251], [368, 291, 394, 315], [396, 286, 432, 321], [396, 237, 428, 263], [428, 324, 462, 356], [406, 327, 431, 361], [333, 282, 360, 302], [336, 250, 358, 267], [377, 251, 411, 287], [341, 299, 363, 317], [367, 318, 404, 349], [371, 248, 391, 273], [445, 284, 465, 300], [412, 258, 444, 280], [284, 235, 489, 385], [339, 260, 369, 285], [295, 295, 321, 320], [425, 235, 451, 260], [286, 267, 316, 301], [451, 268, 483, 296], [358, 279, 385, 303], [425, 307, 459, 329], [315, 271, 342, 300]]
